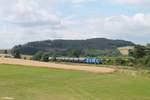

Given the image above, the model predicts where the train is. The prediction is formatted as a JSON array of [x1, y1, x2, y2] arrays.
[[49, 57, 102, 64]]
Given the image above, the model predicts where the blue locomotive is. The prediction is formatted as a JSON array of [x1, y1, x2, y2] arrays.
[[84, 58, 101, 64]]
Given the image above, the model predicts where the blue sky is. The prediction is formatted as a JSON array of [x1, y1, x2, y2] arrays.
[[0, 0, 150, 48]]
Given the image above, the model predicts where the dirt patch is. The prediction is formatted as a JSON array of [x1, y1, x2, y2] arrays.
[[0, 58, 116, 73], [1, 97, 14, 100]]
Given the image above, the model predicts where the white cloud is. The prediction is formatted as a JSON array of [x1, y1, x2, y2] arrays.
[[0, 0, 149, 48], [84, 13, 150, 43], [111, 0, 150, 6], [66, 0, 91, 4], [1, 11, 150, 48], [0, 0, 63, 48]]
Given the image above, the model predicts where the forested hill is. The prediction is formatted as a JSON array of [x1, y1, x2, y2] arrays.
[[14, 38, 135, 55]]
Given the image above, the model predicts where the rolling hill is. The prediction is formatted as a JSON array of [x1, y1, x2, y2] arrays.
[[13, 38, 134, 55]]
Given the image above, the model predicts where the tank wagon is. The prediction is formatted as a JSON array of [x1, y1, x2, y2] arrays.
[[49, 57, 102, 64]]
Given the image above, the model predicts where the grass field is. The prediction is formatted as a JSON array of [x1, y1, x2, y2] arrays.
[[0, 64, 150, 100]]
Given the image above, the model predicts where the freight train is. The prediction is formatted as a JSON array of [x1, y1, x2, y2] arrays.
[[49, 57, 102, 64]]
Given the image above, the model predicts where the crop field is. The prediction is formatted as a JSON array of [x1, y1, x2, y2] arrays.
[[0, 58, 116, 73], [0, 64, 150, 100]]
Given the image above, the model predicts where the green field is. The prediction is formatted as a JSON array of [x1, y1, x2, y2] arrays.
[[0, 64, 150, 100]]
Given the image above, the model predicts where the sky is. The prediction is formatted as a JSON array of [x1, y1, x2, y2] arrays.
[[0, 0, 150, 48]]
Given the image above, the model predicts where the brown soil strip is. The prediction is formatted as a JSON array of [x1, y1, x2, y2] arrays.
[[0, 58, 116, 73]]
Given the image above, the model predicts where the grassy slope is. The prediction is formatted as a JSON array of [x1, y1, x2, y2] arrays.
[[0, 64, 150, 100]]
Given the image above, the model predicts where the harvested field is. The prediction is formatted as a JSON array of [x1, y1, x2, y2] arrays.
[[0, 58, 116, 73]]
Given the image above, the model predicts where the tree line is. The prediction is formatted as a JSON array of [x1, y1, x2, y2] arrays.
[[129, 44, 150, 67], [11, 43, 150, 67]]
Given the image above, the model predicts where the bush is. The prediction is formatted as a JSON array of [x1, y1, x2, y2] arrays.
[[136, 56, 150, 67], [102, 57, 136, 66], [127, 57, 136, 66], [32, 51, 44, 61], [115, 58, 126, 65], [101, 57, 135, 66], [101, 57, 114, 65], [41, 53, 49, 62], [11, 47, 21, 59], [144, 56, 150, 67], [129, 45, 146, 58]]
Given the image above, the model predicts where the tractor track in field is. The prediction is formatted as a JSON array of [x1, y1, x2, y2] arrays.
[[0, 58, 116, 73]]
